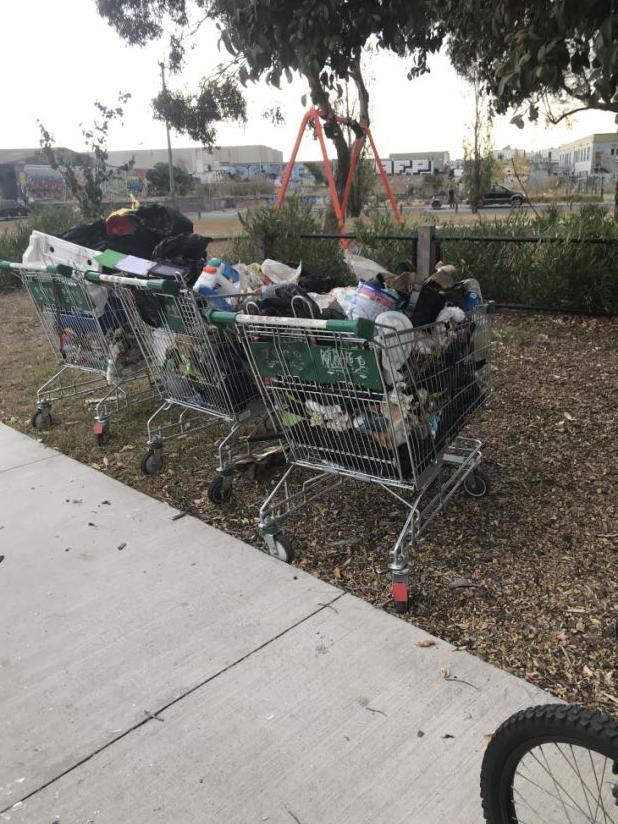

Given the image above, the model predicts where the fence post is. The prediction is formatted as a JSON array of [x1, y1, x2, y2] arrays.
[[417, 224, 437, 277]]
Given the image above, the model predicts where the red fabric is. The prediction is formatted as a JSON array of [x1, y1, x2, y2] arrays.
[[106, 214, 137, 237]]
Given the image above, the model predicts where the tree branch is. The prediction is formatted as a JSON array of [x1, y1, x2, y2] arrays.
[[349, 55, 370, 126]]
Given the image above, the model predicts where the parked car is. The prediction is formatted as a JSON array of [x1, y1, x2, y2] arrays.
[[0, 200, 30, 220], [481, 183, 526, 207]]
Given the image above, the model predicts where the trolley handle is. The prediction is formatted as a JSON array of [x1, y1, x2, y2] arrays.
[[209, 310, 376, 341], [83, 270, 180, 294], [0, 260, 73, 276]]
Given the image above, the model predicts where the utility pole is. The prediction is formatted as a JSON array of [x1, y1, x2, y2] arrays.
[[159, 61, 176, 204]]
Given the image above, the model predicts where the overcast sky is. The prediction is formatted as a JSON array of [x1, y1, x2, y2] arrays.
[[2, 0, 616, 160]]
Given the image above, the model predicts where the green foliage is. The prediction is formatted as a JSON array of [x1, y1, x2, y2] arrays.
[[441, 1, 618, 121], [146, 162, 195, 196], [153, 78, 246, 149], [438, 209, 618, 312], [0, 206, 80, 289], [353, 211, 417, 272], [38, 95, 131, 219], [351, 208, 618, 312], [224, 198, 348, 282], [348, 156, 377, 218], [303, 162, 325, 185], [462, 153, 498, 210]]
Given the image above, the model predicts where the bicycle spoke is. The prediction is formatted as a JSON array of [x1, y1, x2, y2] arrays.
[[539, 744, 576, 823], [555, 743, 597, 820], [513, 782, 566, 823], [514, 745, 617, 824], [515, 766, 590, 820]]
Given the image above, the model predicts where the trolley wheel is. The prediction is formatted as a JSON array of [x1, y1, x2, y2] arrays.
[[392, 580, 410, 614], [268, 533, 295, 564], [480, 703, 618, 824], [31, 408, 52, 431], [141, 448, 163, 476], [207, 474, 233, 505], [463, 468, 490, 498], [95, 427, 111, 446]]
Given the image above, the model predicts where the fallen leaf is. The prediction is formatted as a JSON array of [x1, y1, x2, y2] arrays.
[[333, 566, 342, 579], [563, 411, 574, 421], [440, 667, 450, 679], [417, 639, 437, 648]]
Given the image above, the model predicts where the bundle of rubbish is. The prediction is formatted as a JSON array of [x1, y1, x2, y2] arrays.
[[22, 204, 213, 378], [23, 207, 487, 471], [207, 251, 489, 480]]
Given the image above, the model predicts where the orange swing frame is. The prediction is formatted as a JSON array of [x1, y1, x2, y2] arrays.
[[275, 108, 402, 239]]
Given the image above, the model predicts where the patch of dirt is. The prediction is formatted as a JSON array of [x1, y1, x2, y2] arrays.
[[1, 289, 616, 714]]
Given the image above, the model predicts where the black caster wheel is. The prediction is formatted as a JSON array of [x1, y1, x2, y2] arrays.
[[31, 408, 52, 431], [141, 448, 163, 476], [267, 532, 295, 564], [463, 468, 490, 498], [207, 474, 233, 505], [95, 428, 111, 446]]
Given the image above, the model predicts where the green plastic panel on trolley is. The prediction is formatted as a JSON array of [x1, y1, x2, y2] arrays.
[[157, 294, 191, 334], [29, 278, 93, 314], [249, 339, 383, 391]]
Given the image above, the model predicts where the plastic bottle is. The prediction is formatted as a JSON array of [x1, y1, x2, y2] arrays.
[[193, 259, 241, 309]]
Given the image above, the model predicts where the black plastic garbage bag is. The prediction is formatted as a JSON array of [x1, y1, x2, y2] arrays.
[[254, 284, 320, 318], [152, 233, 212, 262]]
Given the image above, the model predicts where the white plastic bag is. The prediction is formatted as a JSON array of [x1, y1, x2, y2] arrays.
[[261, 259, 302, 284], [344, 250, 393, 282]]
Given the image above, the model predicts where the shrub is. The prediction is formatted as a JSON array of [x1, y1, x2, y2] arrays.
[[353, 211, 417, 273], [0, 206, 81, 289], [438, 209, 618, 313], [224, 198, 349, 283]]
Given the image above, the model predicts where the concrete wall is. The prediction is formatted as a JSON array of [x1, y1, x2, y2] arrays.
[[106, 145, 283, 175]]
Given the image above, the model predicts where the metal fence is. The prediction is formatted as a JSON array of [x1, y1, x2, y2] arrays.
[[236, 229, 617, 316]]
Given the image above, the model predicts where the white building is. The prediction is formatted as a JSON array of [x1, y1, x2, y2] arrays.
[[105, 145, 283, 178], [559, 133, 618, 176], [388, 150, 450, 174]]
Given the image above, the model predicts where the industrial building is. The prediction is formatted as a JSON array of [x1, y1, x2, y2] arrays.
[[387, 150, 450, 174], [558, 133, 618, 176], [106, 145, 283, 178]]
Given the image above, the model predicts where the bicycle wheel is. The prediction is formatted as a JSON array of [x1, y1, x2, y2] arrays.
[[481, 704, 618, 823]]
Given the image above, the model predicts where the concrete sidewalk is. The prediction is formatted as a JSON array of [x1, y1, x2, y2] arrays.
[[0, 423, 550, 823]]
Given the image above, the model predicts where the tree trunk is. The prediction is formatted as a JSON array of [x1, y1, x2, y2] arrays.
[[614, 176, 618, 222], [348, 55, 371, 218], [306, 69, 351, 230]]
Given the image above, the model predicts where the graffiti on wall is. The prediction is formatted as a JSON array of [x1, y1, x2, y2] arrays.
[[23, 165, 67, 200], [372, 158, 434, 176]]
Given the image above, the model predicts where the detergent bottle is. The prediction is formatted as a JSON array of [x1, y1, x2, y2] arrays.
[[193, 258, 241, 309]]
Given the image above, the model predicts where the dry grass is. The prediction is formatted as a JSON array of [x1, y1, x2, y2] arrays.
[[1, 289, 617, 716]]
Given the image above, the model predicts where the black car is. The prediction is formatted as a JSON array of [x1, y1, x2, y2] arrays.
[[481, 183, 526, 207], [0, 199, 30, 220]]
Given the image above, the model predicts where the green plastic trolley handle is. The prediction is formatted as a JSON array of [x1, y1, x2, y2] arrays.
[[208, 310, 375, 341], [84, 270, 180, 293], [0, 261, 73, 276]]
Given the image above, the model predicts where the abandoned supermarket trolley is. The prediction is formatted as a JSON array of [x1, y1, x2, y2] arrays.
[[0, 261, 156, 443], [87, 271, 278, 503], [212, 303, 494, 611]]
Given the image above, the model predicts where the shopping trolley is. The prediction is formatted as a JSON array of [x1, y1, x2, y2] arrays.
[[213, 303, 494, 611], [0, 261, 156, 444], [85, 271, 278, 504]]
